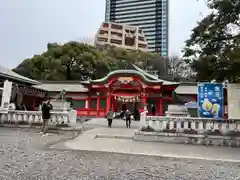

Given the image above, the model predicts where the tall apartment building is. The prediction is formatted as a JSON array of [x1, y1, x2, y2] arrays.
[[95, 22, 148, 51], [105, 0, 168, 56]]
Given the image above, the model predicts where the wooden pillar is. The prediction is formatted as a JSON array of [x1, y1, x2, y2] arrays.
[[97, 95, 100, 116], [142, 95, 147, 105], [32, 97, 36, 111], [97, 97, 100, 110], [141, 87, 147, 108], [141, 92, 147, 116], [106, 92, 111, 112], [87, 96, 91, 116], [87, 96, 91, 109], [159, 99, 163, 116]]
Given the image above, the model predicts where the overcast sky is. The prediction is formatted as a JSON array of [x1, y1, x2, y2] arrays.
[[0, 0, 209, 68]]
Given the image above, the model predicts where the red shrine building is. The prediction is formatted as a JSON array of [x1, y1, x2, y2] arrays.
[[65, 65, 180, 117]]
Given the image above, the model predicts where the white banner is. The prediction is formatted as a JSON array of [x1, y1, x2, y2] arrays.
[[227, 84, 240, 119]]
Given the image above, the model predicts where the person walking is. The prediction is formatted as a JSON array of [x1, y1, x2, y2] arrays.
[[41, 100, 53, 135], [151, 104, 156, 116], [125, 109, 131, 128], [106, 108, 114, 128]]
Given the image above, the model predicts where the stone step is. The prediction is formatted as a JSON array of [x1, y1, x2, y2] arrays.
[[94, 134, 133, 140]]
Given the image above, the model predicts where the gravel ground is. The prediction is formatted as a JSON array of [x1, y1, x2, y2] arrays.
[[0, 128, 240, 180]]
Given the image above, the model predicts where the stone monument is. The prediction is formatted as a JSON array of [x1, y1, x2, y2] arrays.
[[51, 89, 70, 112], [1, 80, 12, 109]]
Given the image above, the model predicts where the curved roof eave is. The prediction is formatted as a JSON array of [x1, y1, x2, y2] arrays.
[[132, 64, 180, 86], [132, 64, 159, 80], [90, 69, 162, 84]]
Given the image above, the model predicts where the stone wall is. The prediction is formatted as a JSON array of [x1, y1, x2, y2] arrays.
[[0, 109, 77, 126], [136, 112, 240, 147]]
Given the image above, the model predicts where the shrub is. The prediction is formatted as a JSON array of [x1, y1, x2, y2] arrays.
[[140, 126, 155, 132]]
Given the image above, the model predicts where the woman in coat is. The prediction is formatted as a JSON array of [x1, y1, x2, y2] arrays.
[[106, 108, 114, 127]]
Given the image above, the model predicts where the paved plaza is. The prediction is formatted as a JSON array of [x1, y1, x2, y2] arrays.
[[63, 119, 240, 162], [0, 119, 240, 179]]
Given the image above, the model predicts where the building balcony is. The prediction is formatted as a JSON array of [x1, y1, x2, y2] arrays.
[[110, 35, 122, 41], [97, 34, 108, 39], [110, 28, 123, 34]]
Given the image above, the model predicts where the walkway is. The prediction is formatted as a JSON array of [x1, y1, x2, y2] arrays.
[[51, 118, 240, 163], [83, 118, 140, 129]]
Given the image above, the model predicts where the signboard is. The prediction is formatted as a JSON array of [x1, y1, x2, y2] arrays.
[[227, 84, 240, 119], [198, 83, 224, 119]]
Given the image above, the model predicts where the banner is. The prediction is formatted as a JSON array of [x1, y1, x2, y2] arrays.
[[114, 96, 140, 102], [227, 84, 240, 119], [198, 83, 224, 119]]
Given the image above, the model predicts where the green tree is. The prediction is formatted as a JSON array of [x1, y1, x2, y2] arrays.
[[14, 41, 185, 81], [13, 42, 110, 81], [183, 0, 240, 82]]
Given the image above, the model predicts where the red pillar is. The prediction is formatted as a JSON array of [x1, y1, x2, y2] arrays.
[[142, 92, 147, 110], [87, 96, 91, 116], [106, 93, 111, 112], [97, 96, 100, 116], [142, 95, 147, 105], [87, 97, 91, 109], [159, 99, 163, 116]]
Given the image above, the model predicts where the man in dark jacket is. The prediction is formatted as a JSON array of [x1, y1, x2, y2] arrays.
[[41, 100, 53, 135], [151, 104, 156, 116]]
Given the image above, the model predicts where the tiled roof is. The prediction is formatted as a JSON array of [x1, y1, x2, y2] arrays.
[[0, 65, 39, 85], [91, 64, 180, 85], [91, 69, 162, 83], [132, 64, 180, 85], [175, 85, 197, 95], [33, 82, 88, 92]]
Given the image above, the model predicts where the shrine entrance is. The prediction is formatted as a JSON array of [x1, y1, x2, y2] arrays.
[[114, 95, 141, 111], [113, 95, 141, 120]]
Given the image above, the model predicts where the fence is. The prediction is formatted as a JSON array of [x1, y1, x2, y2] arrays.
[[137, 112, 240, 146], [0, 110, 77, 126]]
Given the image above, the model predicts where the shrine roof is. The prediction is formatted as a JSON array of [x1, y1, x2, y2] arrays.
[[91, 69, 162, 84], [33, 81, 88, 92], [0, 65, 39, 85], [132, 64, 180, 85]]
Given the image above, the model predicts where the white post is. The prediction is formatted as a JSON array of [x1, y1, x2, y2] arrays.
[[1, 80, 12, 109], [140, 111, 146, 128], [68, 109, 77, 126]]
